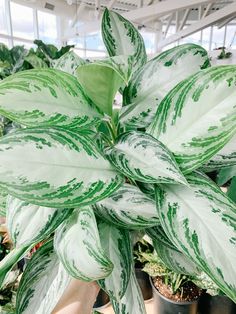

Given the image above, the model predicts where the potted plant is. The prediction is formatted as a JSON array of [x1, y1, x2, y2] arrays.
[[133, 238, 153, 300], [0, 8, 235, 314], [143, 250, 201, 314]]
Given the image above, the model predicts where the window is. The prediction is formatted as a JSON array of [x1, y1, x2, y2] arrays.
[[180, 31, 201, 45], [225, 25, 236, 49], [0, 0, 8, 35], [85, 32, 105, 51], [10, 2, 34, 39], [68, 37, 85, 49], [140, 31, 155, 54], [201, 27, 212, 50], [38, 10, 57, 44], [212, 26, 226, 49]]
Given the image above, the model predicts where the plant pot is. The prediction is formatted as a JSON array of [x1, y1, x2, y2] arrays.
[[93, 288, 110, 310], [135, 268, 153, 300], [198, 293, 236, 314], [150, 277, 198, 314]]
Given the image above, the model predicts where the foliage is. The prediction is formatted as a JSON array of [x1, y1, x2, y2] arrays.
[[0, 8, 235, 314], [216, 47, 232, 60]]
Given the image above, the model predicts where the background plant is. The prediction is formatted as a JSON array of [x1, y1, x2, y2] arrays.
[[0, 8, 235, 314]]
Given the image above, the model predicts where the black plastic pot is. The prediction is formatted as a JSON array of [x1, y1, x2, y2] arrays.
[[150, 277, 198, 314], [135, 268, 153, 300], [93, 288, 110, 310], [198, 293, 236, 314]]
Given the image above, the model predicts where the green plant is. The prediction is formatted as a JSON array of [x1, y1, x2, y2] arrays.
[[216, 47, 232, 60], [0, 8, 235, 314]]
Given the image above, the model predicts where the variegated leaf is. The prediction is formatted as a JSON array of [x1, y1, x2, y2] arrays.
[[54, 207, 113, 281], [16, 240, 71, 314], [24, 52, 48, 69], [0, 127, 123, 208], [146, 226, 200, 275], [106, 131, 187, 185], [0, 196, 72, 287], [102, 9, 147, 74], [53, 51, 85, 76], [98, 222, 132, 301], [217, 165, 236, 185], [0, 69, 101, 129], [6, 196, 73, 247], [93, 183, 159, 230], [76, 57, 130, 116], [148, 66, 236, 174], [158, 172, 236, 302], [121, 44, 210, 128], [227, 177, 236, 203], [204, 135, 236, 170], [111, 270, 146, 314], [0, 188, 7, 217]]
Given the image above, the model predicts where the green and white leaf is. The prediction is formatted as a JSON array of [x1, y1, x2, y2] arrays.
[[106, 131, 187, 185], [204, 135, 236, 170], [98, 222, 132, 301], [146, 226, 200, 275], [111, 270, 146, 314], [53, 51, 85, 76], [16, 240, 71, 314], [121, 43, 210, 129], [227, 176, 236, 203], [94, 183, 159, 230], [158, 172, 236, 302], [6, 195, 73, 247], [0, 69, 101, 129], [0, 188, 7, 217], [217, 165, 236, 186], [24, 52, 48, 69], [148, 66, 236, 174], [54, 207, 113, 281], [0, 195, 72, 287], [76, 57, 129, 116], [102, 9, 147, 74], [0, 127, 123, 208]]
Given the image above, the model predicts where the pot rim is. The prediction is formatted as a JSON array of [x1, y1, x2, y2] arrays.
[[149, 276, 199, 305]]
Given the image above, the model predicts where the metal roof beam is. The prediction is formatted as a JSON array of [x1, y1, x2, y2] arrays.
[[178, 8, 191, 31], [158, 2, 236, 48], [123, 0, 217, 21]]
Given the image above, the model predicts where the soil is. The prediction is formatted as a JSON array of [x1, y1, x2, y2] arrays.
[[153, 277, 202, 303]]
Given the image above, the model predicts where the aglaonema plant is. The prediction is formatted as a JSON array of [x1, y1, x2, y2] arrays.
[[0, 8, 235, 314]]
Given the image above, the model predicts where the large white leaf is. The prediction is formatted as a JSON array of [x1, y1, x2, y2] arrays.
[[53, 50, 85, 76], [0, 69, 101, 128], [54, 207, 113, 281], [98, 222, 132, 301], [0, 127, 123, 208], [106, 131, 187, 185], [146, 226, 200, 275], [94, 183, 159, 230], [102, 9, 147, 74], [204, 135, 236, 170], [6, 196, 72, 247], [148, 66, 236, 173], [158, 172, 236, 302], [16, 240, 71, 314], [121, 43, 210, 129], [0, 188, 7, 217], [111, 270, 146, 314], [0, 196, 72, 287]]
